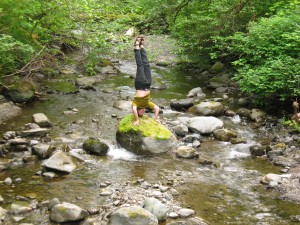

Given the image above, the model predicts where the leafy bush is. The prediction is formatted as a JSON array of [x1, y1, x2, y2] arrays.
[[0, 34, 35, 74], [227, 9, 300, 104]]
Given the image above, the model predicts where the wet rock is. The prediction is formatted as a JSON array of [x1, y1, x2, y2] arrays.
[[267, 150, 283, 161], [208, 62, 224, 74], [198, 155, 214, 166], [178, 208, 195, 217], [3, 80, 35, 103], [182, 134, 201, 143], [109, 206, 158, 225], [237, 98, 250, 106], [230, 138, 247, 144], [187, 87, 205, 98], [32, 143, 56, 159], [4, 177, 12, 185], [10, 202, 32, 214], [43, 172, 56, 179], [42, 151, 77, 173], [272, 156, 290, 167], [167, 217, 208, 225], [224, 109, 236, 117], [250, 109, 266, 123], [32, 113, 53, 127], [83, 137, 109, 156], [95, 64, 119, 74], [170, 98, 194, 111], [249, 145, 266, 157], [0, 195, 3, 204], [191, 101, 224, 116], [113, 100, 132, 111], [175, 146, 197, 159], [8, 138, 28, 146], [237, 108, 251, 118], [260, 173, 291, 185], [48, 198, 60, 210], [0, 102, 22, 124], [144, 197, 169, 221], [0, 206, 7, 221], [188, 117, 223, 134], [21, 128, 49, 137], [50, 202, 89, 223], [213, 129, 237, 142], [116, 114, 177, 155], [173, 125, 189, 137]]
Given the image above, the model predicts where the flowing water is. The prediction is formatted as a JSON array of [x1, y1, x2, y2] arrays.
[[0, 62, 299, 225]]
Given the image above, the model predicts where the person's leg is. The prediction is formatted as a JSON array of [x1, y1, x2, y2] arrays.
[[134, 48, 147, 90], [139, 38, 151, 88]]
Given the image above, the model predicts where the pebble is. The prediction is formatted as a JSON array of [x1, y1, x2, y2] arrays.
[[4, 177, 12, 185], [168, 212, 179, 218], [178, 208, 195, 217]]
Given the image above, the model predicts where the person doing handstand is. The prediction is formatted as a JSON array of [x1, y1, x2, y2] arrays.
[[132, 37, 160, 126]]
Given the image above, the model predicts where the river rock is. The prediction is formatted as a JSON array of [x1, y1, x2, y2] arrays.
[[144, 197, 169, 221], [175, 146, 197, 159], [116, 114, 177, 155], [249, 145, 266, 157], [260, 173, 291, 185], [113, 100, 132, 111], [178, 208, 195, 217], [170, 98, 194, 111], [75, 76, 98, 90], [208, 62, 224, 74], [8, 138, 28, 146], [191, 101, 224, 116], [32, 113, 53, 127], [0, 102, 22, 124], [50, 202, 89, 223], [82, 137, 109, 156], [188, 117, 223, 134], [187, 87, 205, 98], [95, 64, 119, 74], [173, 124, 189, 137], [32, 143, 56, 159], [21, 128, 49, 137], [42, 151, 76, 173], [167, 217, 208, 225], [213, 129, 237, 141], [109, 206, 158, 225], [0, 206, 7, 221], [2, 80, 35, 103], [250, 109, 266, 122], [10, 202, 32, 214]]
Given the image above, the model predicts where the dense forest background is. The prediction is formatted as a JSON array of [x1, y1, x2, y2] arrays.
[[0, 0, 299, 107]]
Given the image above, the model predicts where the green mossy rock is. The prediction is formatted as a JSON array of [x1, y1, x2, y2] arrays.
[[82, 137, 109, 156], [116, 114, 177, 155], [4, 80, 35, 103]]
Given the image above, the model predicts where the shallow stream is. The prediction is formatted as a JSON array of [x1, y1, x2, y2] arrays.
[[0, 62, 299, 225]]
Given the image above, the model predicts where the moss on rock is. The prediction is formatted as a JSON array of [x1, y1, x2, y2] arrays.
[[118, 114, 172, 140]]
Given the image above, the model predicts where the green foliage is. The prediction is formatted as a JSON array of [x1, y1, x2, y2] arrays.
[[225, 7, 300, 104], [0, 34, 34, 74], [282, 119, 300, 133]]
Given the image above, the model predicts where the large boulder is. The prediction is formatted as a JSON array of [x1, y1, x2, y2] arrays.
[[3, 80, 35, 103], [116, 114, 177, 155]]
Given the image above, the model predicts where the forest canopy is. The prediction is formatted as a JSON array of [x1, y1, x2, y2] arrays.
[[0, 0, 299, 105]]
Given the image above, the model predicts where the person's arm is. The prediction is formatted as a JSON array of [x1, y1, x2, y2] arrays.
[[132, 105, 139, 126], [154, 105, 160, 122]]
